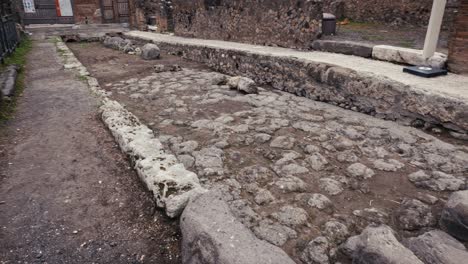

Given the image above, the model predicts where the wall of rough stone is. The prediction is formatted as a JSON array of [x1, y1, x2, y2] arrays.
[[125, 34, 468, 133], [73, 0, 102, 24], [168, 0, 323, 49], [448, 0, 468, 74], [323, 0, 459, 28]]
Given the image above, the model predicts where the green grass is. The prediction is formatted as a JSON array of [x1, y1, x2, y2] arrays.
[[0, 37, 33, 123]]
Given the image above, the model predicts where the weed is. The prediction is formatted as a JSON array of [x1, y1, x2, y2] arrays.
[[0, 38, 33, 123]]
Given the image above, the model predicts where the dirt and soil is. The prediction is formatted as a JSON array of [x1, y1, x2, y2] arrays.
[[0, 40, 180, 263]]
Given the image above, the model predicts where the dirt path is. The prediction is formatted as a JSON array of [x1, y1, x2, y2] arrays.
[[0, 40, 180, 263]]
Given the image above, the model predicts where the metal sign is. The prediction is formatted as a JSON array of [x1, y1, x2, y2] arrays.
[[57, 0, 73, 17], [23, 0, 36, 13]]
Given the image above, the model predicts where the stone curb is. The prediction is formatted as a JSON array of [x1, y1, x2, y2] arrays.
[[123, 32, 468, 133], [55, 39, 206, 218]]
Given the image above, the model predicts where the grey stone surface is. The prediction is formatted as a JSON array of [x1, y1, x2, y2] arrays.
[[103, 36, 125, 50], [141, 43, 161, 60], [408, 170, 465, 191], [345, 225, 423, 264], [323, 220, 349, 244], [301, 236, 331, 264], [227, 76, 258, 94], [346, 163, 375, 179], [407, 230, 468, 264], [319, 178, 344, 196], [272, 205, 309, 227], [440, 190, 468, 241], [253, 220, 297, 246], [396, 198, 435, 230], [307, 193, 333, 210], [312, 40, 374, 58], [372, 45, 447, 68], [270, 136, 295, 149], [353, 208, 389, 224], [180, 191, 295, 264]]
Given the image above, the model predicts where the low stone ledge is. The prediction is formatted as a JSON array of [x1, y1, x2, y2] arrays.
[[372, 45, 447, 68], [123, 32, 468, 133], [311, 40, 374, 58], [100, 100, 206, 218], [181, 190, 295, 264], [56, 38, 206, 218]]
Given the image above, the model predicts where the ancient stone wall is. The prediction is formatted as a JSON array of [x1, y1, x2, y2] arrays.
[[73, 0, 102, 24], [169, 0, 323, 49], [448, 0, 468, 74], [324, 0, 459, 28]]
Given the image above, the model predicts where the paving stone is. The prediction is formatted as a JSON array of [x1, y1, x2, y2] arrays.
[[181, 191, 295, 264], [396, 198, 436, 231], [323, 220, 349, 244], [346, 163, 375, 179], [407, 230, 468, 264], [301, 236, 331, 264], [344, 225, 423, 264], [272, 205, 309, 227], [307, 193, 333, 210], [270, 136, 296, 149], [408, 170, 465, 191], [306, 153, 329, 171], [319, 178, 344, 196], [440, 190, 468, 241], [253, 220, 297, 246]]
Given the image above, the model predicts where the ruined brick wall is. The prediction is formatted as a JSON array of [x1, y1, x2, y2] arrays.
[[448, 0, 468, 74], [324, 0, 459, 28], [73, 0, 102, 24], [170, 0, 323, 49]]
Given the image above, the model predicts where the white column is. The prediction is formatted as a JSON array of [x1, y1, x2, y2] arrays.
[[422, 0, 447, 60]]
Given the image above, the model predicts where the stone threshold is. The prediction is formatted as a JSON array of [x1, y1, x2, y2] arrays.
[[123, 31, 468, 134]]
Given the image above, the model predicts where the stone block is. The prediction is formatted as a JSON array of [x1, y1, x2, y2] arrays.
[[312, 40, 374, 58], [372, 45, 447, 68]]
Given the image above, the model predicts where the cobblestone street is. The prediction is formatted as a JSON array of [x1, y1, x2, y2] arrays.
[[70, 42, 468, 263]]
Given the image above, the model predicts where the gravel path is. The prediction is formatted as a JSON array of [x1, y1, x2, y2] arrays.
[[0, 40, 180, 263]]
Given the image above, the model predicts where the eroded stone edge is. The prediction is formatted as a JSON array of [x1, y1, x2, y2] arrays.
[[56, 39, 205, 218]]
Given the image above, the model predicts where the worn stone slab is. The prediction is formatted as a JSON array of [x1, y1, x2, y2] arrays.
[[311, 40, 374, 58], [373, 45, 447, 68], [123, 31, 468, 133], [406, 230, 468, 264], [440, 190, 468, 241], [343, 225, 424, 264], [180, 190, 295, 264]]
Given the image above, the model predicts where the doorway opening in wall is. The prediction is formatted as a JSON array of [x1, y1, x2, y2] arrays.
[[21, 0, 75, 24], [100, 0, 129, 23]]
